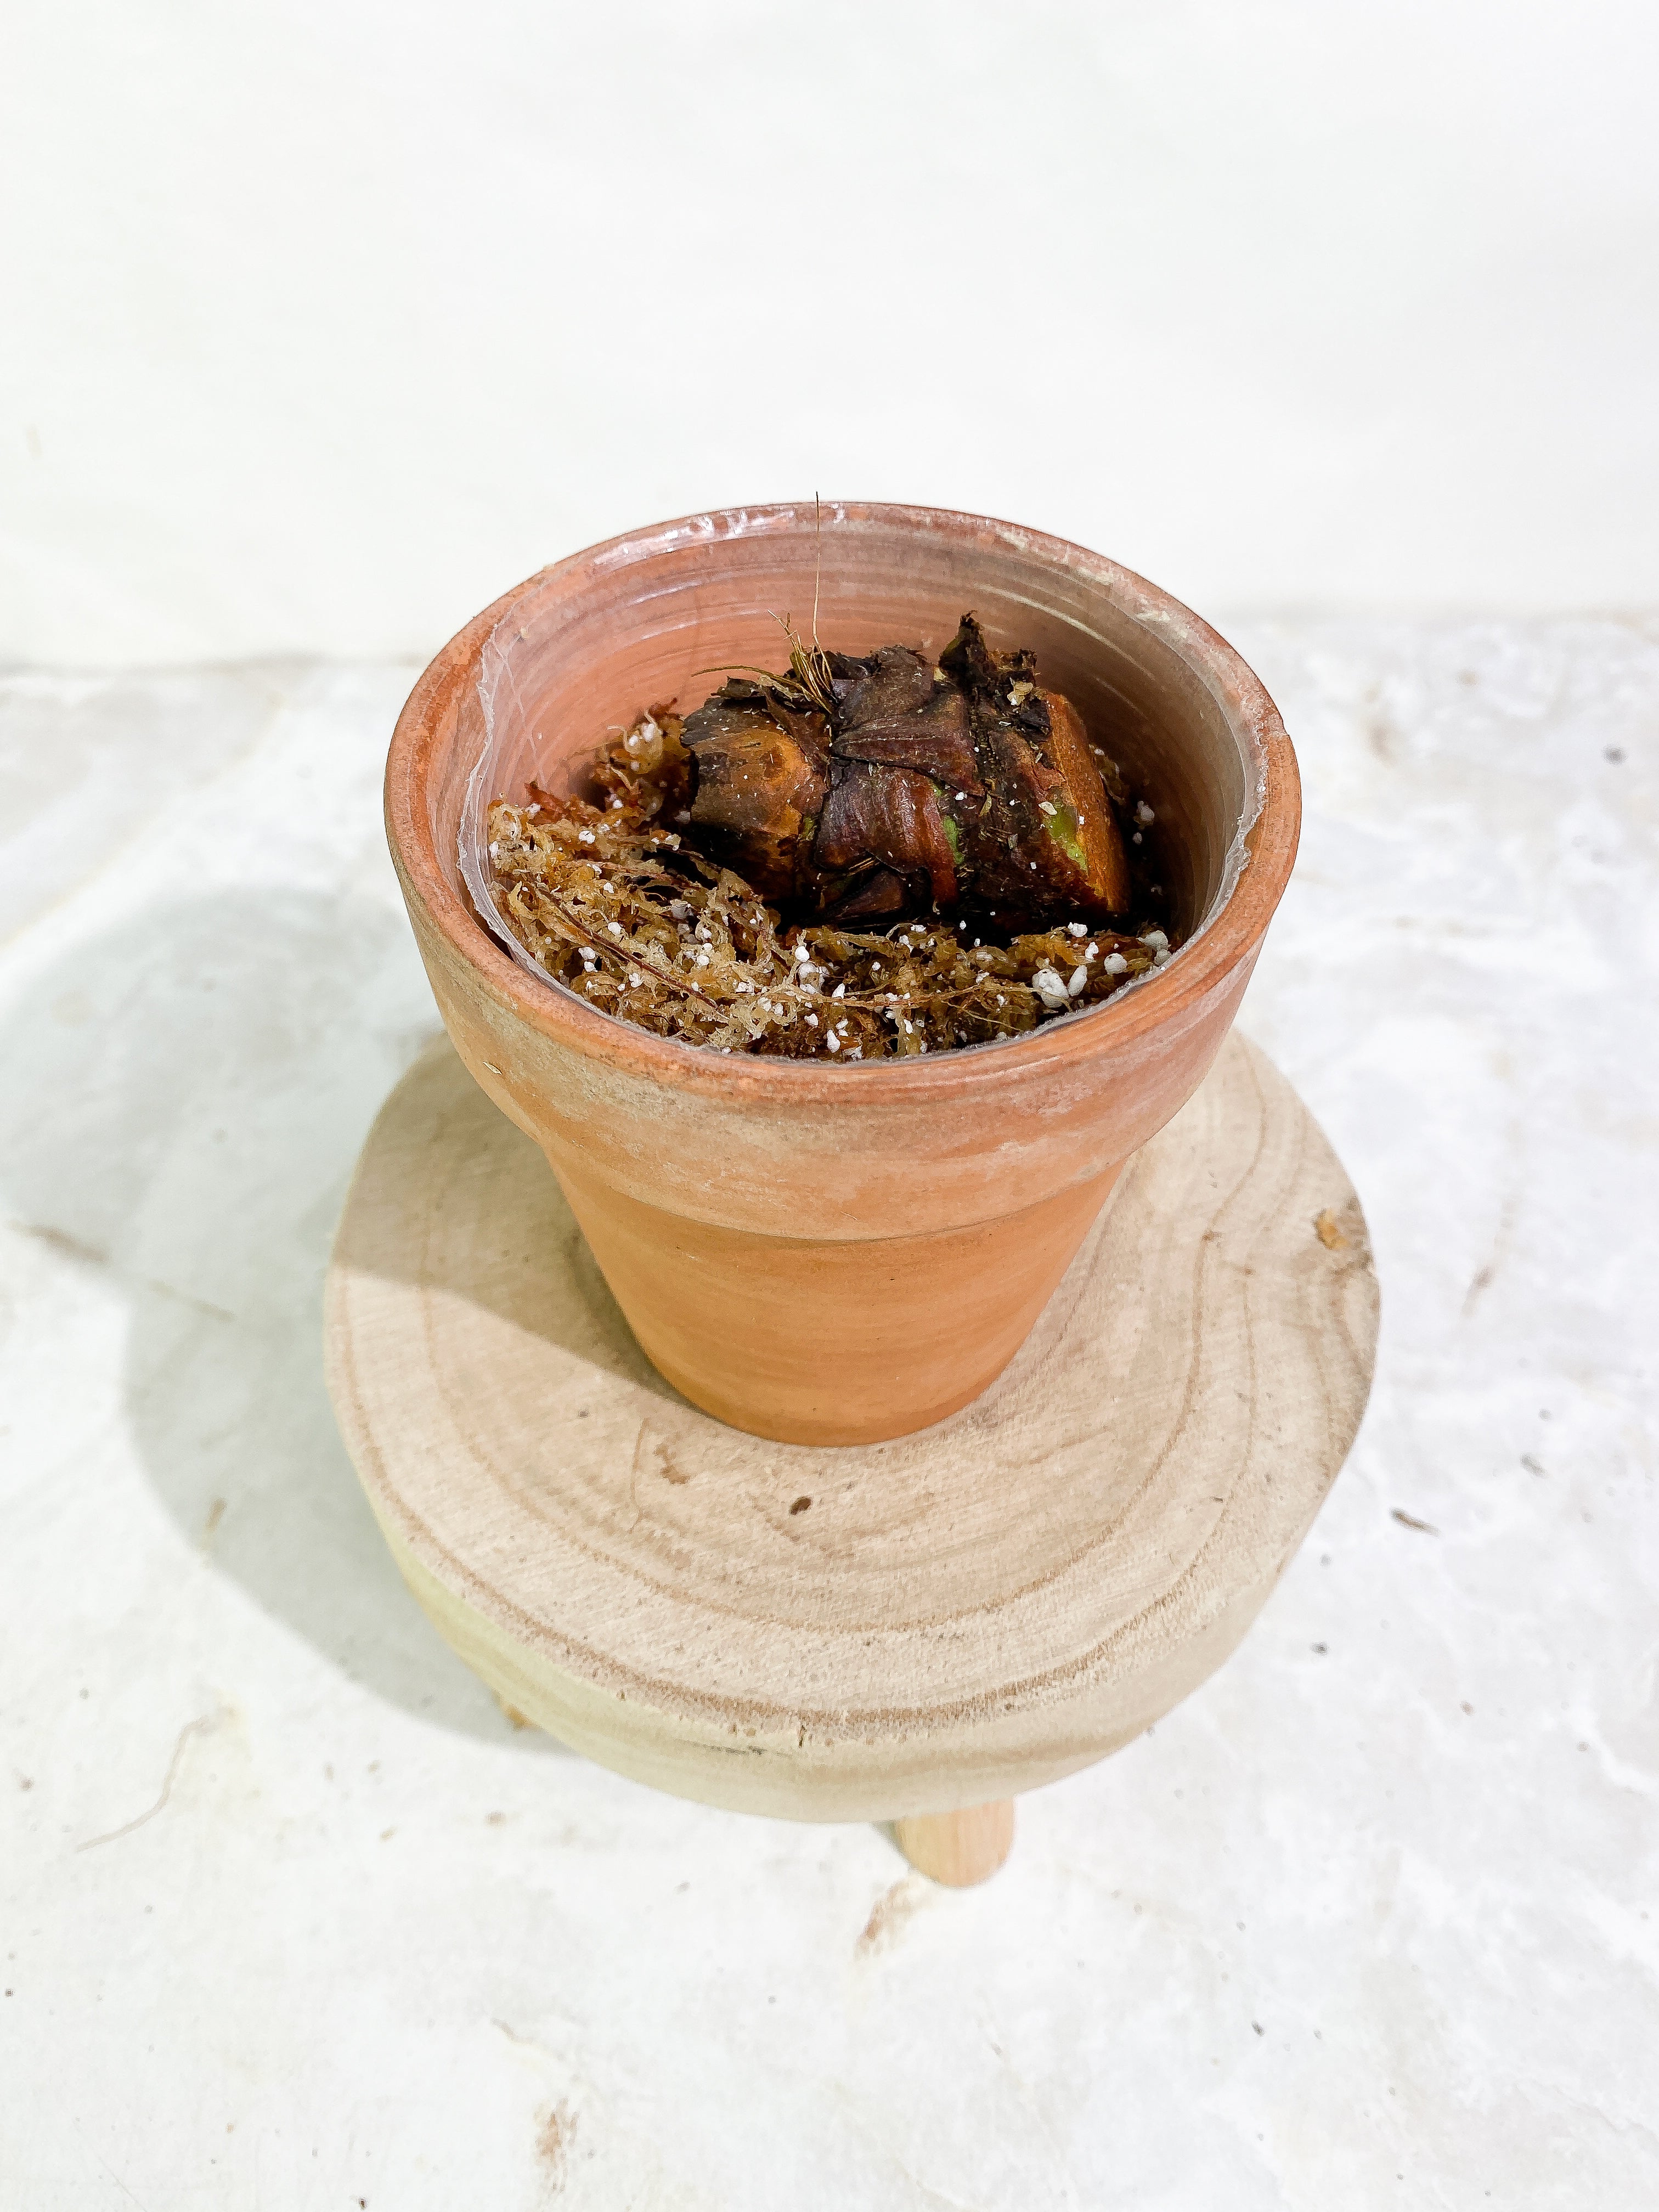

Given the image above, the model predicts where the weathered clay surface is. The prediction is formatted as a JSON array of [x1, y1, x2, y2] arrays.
[[386, 506, 1301, 1440]]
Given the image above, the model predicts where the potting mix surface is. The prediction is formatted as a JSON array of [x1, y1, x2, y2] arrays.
[[485, 615, 1178, 1059]]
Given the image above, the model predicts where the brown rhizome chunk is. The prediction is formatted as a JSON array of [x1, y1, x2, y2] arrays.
[[485, 615, 1177, 1060]]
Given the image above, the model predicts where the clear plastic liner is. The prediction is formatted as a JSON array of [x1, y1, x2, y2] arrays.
[[457, 614, 569, 992]]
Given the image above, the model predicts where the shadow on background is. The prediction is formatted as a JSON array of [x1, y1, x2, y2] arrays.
[[1, 888, 568, 1749], [331, 1030, 684, 1403]]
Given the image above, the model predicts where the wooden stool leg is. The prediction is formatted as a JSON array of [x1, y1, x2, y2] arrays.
[[894, 1799, 1015, 1886]]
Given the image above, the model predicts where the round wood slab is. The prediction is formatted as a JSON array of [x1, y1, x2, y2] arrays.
[[325, 1032, 1377, 1823]]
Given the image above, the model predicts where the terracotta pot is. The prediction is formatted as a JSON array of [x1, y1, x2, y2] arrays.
[[385, 503, 1299, 1446]]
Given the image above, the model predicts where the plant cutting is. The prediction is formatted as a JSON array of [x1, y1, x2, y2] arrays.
[[480, 610, 1180, 1060]]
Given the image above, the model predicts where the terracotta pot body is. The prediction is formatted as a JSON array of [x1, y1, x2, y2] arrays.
[[385, 504, 1299, 1445]]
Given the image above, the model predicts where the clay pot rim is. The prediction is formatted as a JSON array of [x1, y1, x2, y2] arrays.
[[387, 501, 1300, 1101]]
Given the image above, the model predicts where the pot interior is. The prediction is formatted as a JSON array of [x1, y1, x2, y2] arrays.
[[429, 507, 1265, 958]]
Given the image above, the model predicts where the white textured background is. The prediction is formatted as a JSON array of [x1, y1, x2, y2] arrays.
[[4, 1, 1658, 667], [2, 624, 1655, 2207]]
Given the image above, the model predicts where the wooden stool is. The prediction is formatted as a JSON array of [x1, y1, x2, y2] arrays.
[[325, 1032, 1376, 1884]]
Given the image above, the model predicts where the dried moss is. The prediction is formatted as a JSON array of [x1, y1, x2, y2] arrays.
[[486, 703, 1178, 1062]]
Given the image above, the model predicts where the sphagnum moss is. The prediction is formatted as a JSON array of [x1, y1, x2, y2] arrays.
[[486, 622, 1177, 1062]]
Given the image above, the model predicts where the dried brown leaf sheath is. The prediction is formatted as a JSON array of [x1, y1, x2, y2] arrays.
[[682, 614, 1131, 927]]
